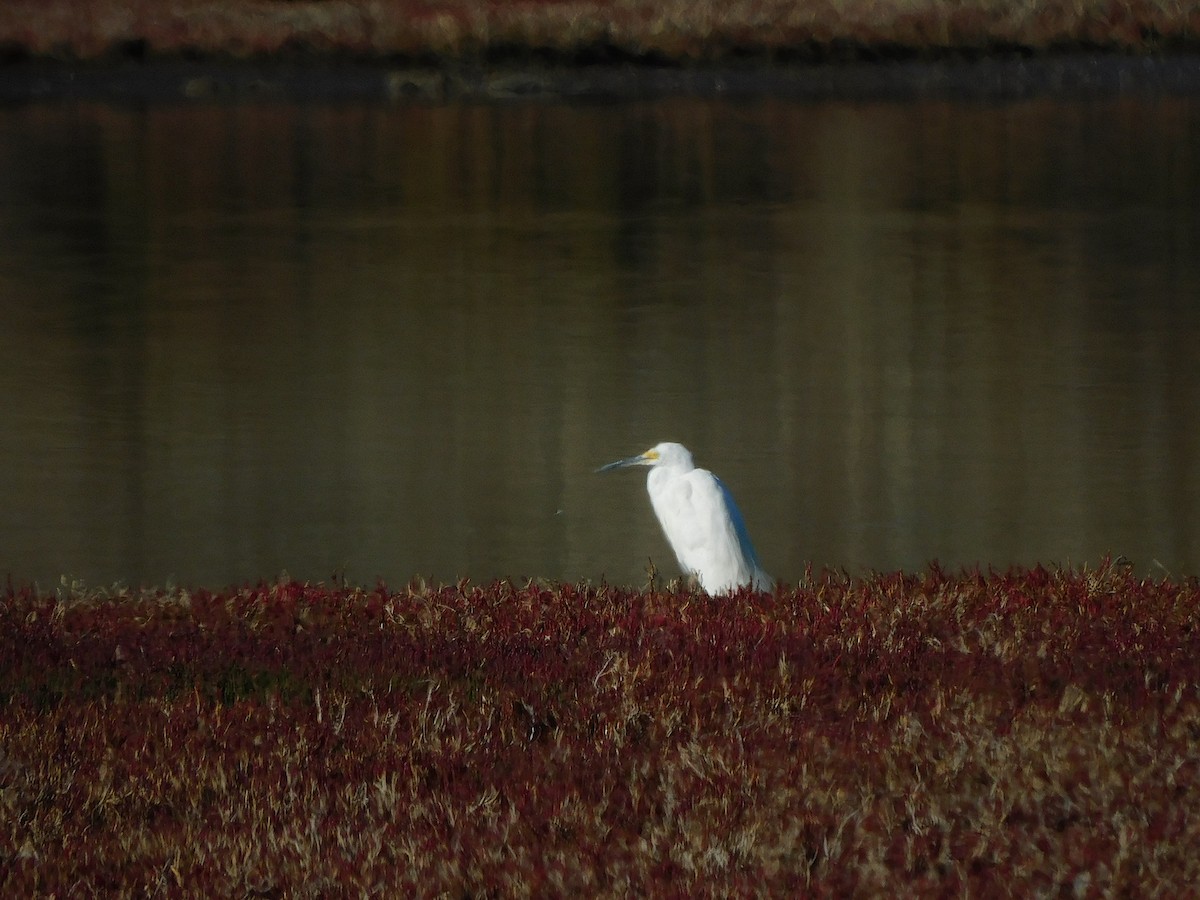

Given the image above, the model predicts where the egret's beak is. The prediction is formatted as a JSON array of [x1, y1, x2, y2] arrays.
[[595, 453, 647, 473]]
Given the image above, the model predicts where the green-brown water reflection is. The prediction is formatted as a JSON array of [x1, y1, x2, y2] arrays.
[[1, 94, 1198, 588]]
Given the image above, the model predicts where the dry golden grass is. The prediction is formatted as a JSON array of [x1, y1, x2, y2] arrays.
[[2, 563, 1199, 893], [0, 0, 1197, 62]]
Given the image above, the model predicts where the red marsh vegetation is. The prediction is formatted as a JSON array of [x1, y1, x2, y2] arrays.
[[1, 0, 1198, 62], [2, 562, 1199, 894]]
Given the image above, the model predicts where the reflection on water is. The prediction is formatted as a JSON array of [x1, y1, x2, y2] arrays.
[[0, 93, 1198, 589]]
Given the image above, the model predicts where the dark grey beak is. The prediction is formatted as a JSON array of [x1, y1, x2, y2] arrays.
[[595, 454, 644, 474]]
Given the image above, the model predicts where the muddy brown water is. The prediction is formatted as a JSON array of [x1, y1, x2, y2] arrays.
[[2, 74, 1198, 588]]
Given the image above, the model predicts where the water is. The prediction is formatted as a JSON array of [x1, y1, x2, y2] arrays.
[[1, 89, 1198, 590]]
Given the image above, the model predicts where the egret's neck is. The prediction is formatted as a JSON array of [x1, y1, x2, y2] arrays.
[[647, 462, 692, 489]]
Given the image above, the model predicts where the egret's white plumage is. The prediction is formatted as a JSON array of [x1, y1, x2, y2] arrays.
[[597, 442, 773, 594]]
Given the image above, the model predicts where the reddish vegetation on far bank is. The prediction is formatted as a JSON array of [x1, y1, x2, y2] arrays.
[[0, 0, 1198, 63], [2, 562, 1199, 894]]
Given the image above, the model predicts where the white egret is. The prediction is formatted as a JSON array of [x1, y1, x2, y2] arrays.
[[597, 442, 773, 595]]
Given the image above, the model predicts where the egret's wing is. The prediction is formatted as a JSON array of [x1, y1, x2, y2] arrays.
[[651, 469, 763, 593], [712, 475, 766, 572], [714, 475, 772, 590]]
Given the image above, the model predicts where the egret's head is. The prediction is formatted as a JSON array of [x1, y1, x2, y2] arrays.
[[596, 442, 694, 473]]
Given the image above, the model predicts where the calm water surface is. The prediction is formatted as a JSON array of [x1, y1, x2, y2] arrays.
[[1, 91, 1198, 589]]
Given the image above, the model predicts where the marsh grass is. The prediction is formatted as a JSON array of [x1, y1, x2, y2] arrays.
[[2, 561, 1199, 894], [0, 0, 1197, 62]]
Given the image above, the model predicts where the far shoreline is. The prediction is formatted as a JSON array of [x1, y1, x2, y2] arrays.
[[3, 54, 1200, 103]]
